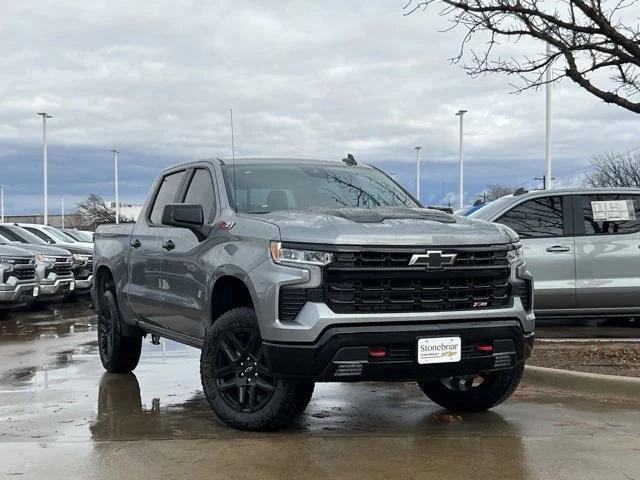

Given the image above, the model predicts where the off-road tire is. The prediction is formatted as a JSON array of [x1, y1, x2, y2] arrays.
[[200, 307, 314, 431], [98, 290, 142, 373], [418, 364, 524, 412]]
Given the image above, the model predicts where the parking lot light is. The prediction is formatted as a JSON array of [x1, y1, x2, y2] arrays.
[[36, 112, 53, 225], [455, 109, 468, 209]]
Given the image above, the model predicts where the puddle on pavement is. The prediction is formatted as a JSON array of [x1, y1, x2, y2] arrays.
[[0, 299, 96, 343]]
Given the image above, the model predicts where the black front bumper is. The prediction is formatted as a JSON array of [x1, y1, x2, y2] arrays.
[[262, 320, 534, 382]]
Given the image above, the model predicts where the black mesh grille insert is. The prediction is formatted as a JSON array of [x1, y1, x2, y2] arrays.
[[513, 281, 532, 312], [6, 267, 36, 281], [324, 246, 513, 314], [53, 263, 73, 276]]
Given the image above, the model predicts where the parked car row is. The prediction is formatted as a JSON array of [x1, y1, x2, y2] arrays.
[[0, 224, 93, 310]]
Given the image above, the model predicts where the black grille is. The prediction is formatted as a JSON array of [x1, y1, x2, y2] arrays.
[[325, 246, 512, 314], [8, 267, 36, 281], [53, 263, 73, 276], [3, 256, 33, 265], [331, 249, 509, 269], [513, 281, 532, 312]]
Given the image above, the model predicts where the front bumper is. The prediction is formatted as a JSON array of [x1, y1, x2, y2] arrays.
[[74, 274, 93, 291], [0, 281, 39, 308], [262, 320, 533, 382], [38, 277, 75, 297]]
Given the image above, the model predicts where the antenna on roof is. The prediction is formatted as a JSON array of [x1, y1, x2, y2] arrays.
[[230, 108, 237, 213], [342, 153, 357, 166]]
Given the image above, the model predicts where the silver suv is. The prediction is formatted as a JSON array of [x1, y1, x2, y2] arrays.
[[469, 188, 640, 319]]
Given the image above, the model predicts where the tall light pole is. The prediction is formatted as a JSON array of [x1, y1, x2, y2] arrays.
[[36, 112, 53, 224], [110, 149, 120, 224], [414, 146, 422, 201], [0, 185, 4, 223], [61, 197, 65, 228], [455, 109, 468, 209], [545, 43, 553, 190]]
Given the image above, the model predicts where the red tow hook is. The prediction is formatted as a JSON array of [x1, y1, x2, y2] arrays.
[[368, 347, 387, 359], [475, 344, 493, 352]]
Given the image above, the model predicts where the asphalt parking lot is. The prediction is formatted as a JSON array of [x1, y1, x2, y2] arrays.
[[1, 300, 639, 479]]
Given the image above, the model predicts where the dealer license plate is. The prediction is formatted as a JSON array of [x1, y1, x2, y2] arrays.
[[32, 287, 39, 297], [417, 337, 461, 364]]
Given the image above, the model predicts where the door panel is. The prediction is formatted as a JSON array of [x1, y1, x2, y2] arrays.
[[125, 169, 186, 325], [494, 195, 576, 311], [157, 167, 217, 339], [160, 228, 209, 339], [521, 237, 576, 309], [574, 193, 640, 309]]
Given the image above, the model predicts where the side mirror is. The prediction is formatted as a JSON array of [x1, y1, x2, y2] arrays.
[[161, 204, 204, 229]]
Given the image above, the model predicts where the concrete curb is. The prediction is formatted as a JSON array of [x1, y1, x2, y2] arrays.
[[523, 365, 640, 400]]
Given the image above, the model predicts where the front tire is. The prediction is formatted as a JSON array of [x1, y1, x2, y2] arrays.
[[200, 307, 314, 431], [98, 290, 142, 373], [418, 364, 524, 412]]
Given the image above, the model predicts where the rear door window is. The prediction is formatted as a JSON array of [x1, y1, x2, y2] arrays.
[[183, 168, 216, 223], [580, 194, 640, 235], [149, 171, 185, 224], [496, 196, 565, 238]]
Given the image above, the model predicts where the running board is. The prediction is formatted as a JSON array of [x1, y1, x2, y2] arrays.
[[137, 321, 204, 349]]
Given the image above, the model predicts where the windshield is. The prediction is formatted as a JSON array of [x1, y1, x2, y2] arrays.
[[0, 226, 47, 245], [467, 196, 516, 220], [43, 226, 77, 243], [65, 230, 93, 242], [222, 164, 417, 213]]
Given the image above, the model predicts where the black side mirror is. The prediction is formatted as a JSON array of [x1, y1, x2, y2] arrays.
[[161, 204, 204, 229]]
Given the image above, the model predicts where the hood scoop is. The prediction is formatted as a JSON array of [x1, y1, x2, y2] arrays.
[[309, 207, 456, 224]]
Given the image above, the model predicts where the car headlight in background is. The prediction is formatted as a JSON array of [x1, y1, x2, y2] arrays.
[[270, 241, 333, 266], [72, 254, 91, 262], [0, 256, 16, 265], [36, 254, 58, 263], [507, 244, 524, 264]]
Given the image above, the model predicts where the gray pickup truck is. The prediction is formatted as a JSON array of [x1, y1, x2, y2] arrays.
[[93, 157, 534, 430], [0, 244, 39, 309]]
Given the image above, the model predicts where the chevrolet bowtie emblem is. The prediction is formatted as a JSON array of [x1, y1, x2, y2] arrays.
[[409, 250, 457, 269]]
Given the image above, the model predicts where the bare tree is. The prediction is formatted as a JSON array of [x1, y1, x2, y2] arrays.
[[586, 151, 640, 187], [485, 183, 516, 201], [76, 193, 132, 228], [404, 0, 640, 113]]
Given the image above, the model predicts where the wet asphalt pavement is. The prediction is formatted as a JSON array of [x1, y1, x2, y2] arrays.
[[0, 301, 639, 479]]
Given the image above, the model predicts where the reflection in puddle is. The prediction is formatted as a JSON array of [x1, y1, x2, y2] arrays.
[[1, 342, 98, 390]]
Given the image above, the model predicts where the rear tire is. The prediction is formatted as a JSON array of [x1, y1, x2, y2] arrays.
[[418, 364, 524, 412], [98, 290, 142, 373], [200, 307, 314, 431]]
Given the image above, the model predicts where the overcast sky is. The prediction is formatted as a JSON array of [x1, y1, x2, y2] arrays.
[[1, 0, 638, 215]]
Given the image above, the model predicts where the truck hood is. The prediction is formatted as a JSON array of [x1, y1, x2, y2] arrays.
[[0, 242, 71, 256], [255, 208, 517, 246], [0, 244, 35, 257]]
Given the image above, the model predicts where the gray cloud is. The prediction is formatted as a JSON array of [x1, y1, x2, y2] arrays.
[[1, 0, 638, 214]]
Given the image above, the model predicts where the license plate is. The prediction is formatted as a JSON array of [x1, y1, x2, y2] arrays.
[[32, 287, 39, 297], [70, 282, 75, 291], [417, 336, 461, 364]]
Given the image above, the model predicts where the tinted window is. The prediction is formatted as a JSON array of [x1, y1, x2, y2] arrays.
[[0, 226, 23, 242], [24, 227, 55, 243], [581, 194, 640, 235], [496, 196, 565, 238], [150, 171, 185, 224], [222, 164, 416, 213], [183, 168, 216, 223]]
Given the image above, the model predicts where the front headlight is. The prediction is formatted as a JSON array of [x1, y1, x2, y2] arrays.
[[0, 256, 16, 265], [72, 254, 91, 262], [270, 241, 333, 266], [36, 254, 58, 263], [507, 244, 524, 264]]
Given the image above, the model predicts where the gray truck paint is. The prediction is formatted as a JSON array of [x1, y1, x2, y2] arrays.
[[94, 158, 534, 345], [470, 187, 640, 317], [0, 244, 38, 306]]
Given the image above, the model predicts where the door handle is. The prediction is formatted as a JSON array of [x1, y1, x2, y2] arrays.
[[130, 238, 141, 249], [162, 240, 175, 251], [546, 245, 571, 253]]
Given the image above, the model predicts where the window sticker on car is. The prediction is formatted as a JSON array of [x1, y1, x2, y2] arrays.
[[591, 200, 636, 221]]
